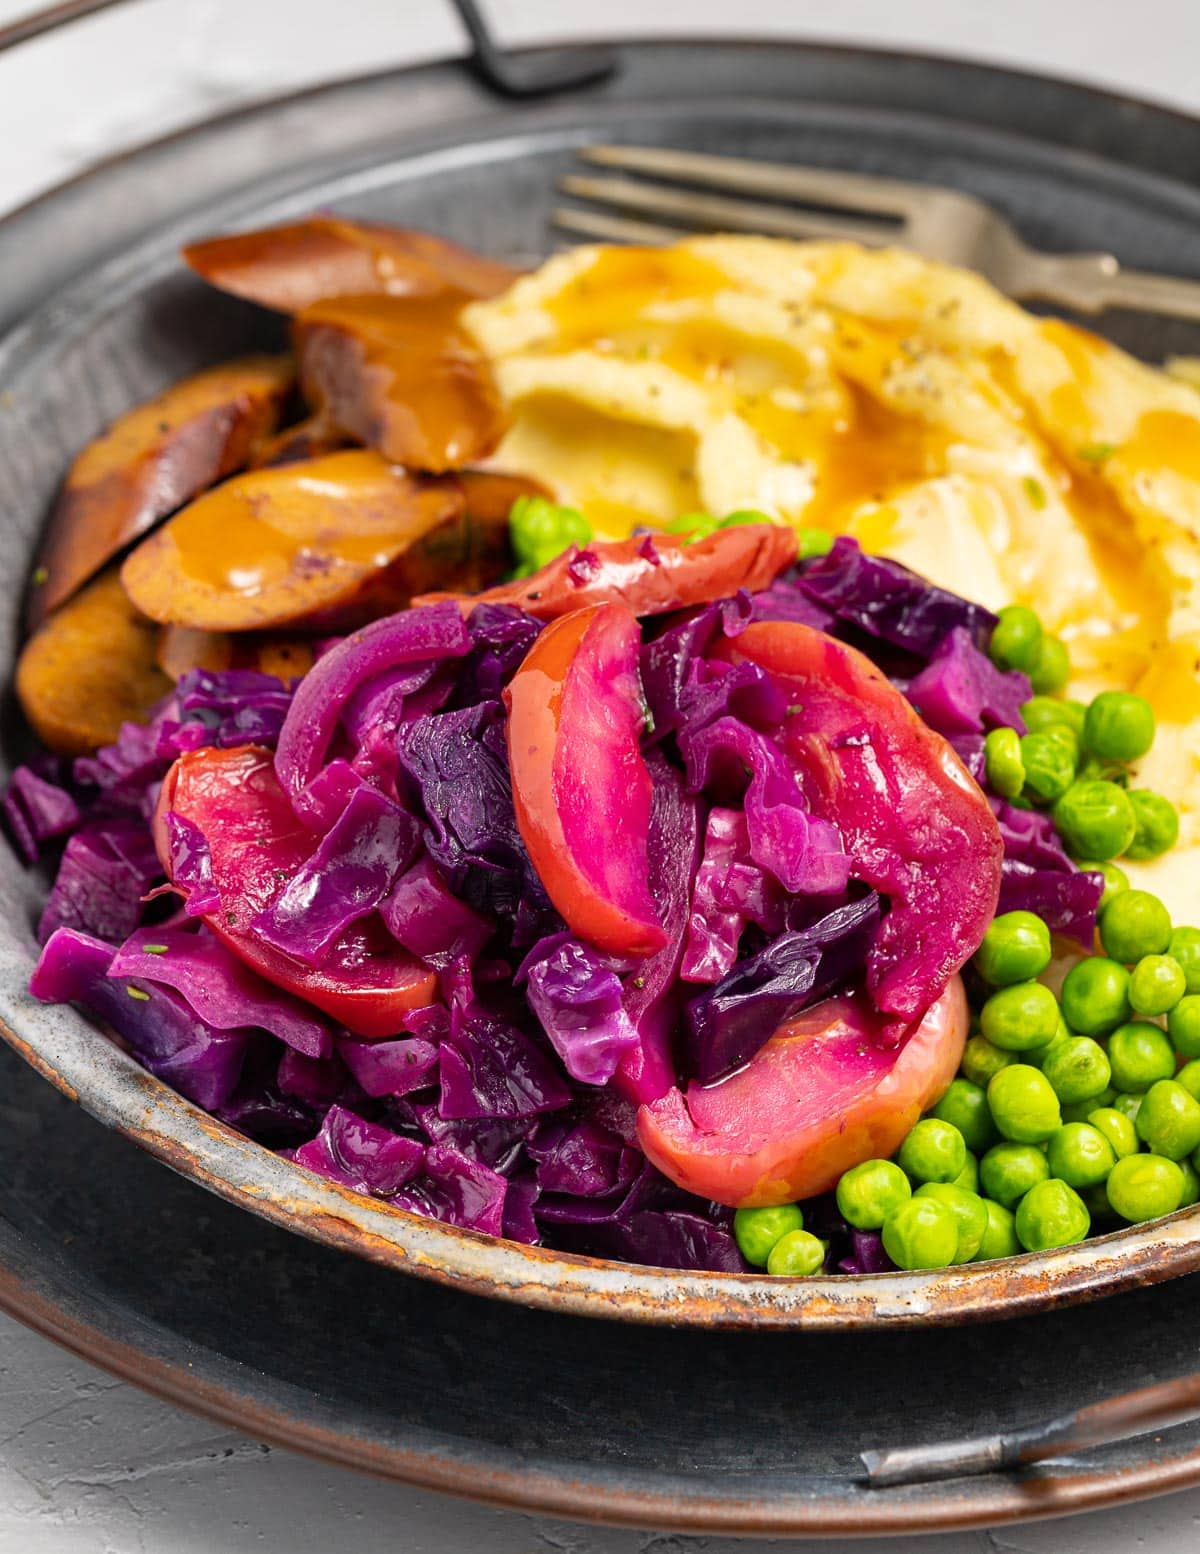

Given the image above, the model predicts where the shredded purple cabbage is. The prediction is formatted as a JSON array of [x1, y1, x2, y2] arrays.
[[31, 928, 250, 1109], [108, 925, 334, 1059], [339, 1035, 440, 1098], [683, 892, 883, 1083], [254, 785, 420, 964], [10, 532, 1106, 1274], [397, 700, 554, 933], [38, 821, 162, 945], [993, 801, 1103, 944], [379, 853, 494, 965], [907, 627, 1031, 737], [2, 765, 80, 864], [795, 536, 997, 655], [162, 813, 220, 917], [681, 808, 783, 984], [519, 934, 638, 1086], [292, 1104, 426, 1197]]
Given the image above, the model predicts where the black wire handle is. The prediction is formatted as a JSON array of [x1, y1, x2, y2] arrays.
[[1, 0, 619, 98], [450, 0, 616, 95]]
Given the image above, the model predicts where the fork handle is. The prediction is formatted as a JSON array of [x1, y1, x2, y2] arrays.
[[1016, 250, 1200, 323]]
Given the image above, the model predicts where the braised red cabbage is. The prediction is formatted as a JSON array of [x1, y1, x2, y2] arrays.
[[907, 627, 1030, 737], [38, 821, 162, 945], [684, 892, 883, 1083], [31, 927, 249, 1109], [794, 536, 996, 655], [254, 785, 420, 965], [15, 528, 1064, 1274], [519, 934, 638, 1085]]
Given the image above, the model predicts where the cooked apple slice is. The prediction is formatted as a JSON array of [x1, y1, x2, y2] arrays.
[[293, 294, 508, 472], [718, 620, 1003, 1035], [16, 567, 171, 754], [182, 217, 517, 313], [417, 524, 798, 621], [119, 449, 483, 633], [27, 355, 293, 630], [505, 603, 666, 958], [155, 744, 437, 1036], [638, 980, 968, 1207]]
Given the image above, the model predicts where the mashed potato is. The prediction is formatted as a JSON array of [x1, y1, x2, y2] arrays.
[[465, 239, 1200, 919]]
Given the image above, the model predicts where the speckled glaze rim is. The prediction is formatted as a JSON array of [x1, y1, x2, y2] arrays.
[[2, 36, 1200, 1342]]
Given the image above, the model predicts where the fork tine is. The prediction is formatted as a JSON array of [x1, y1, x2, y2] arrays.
[[551, 205, 685, 246], [560, 173, 890, 246], [581, 144, 916, 219]]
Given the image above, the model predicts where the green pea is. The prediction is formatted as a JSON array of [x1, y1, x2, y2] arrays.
[[1105, 1153, 1185, 1222], [1100, 889, 1172, 963], [1075, 860, 1130, 913], [1176, 1061, 1200, 1101], [1126, 791, 1181, 862], [1029, 635, 1071, 695], [1061, 1087, 1117, 1123], [1179, 1158, 1200, 1209], [1087, 1106, 1140, 1160], [733, 1203, 805, 1267], [1135, 1079, 1200, 1160], [1052, 780, 1138, 862], [1168, 928, 1200, 995], [1060, 957, 1131, 1037], [974, 912, 1052, 987], [1045, 1123, 1117, 1188], [1022, 696, 1086, 740], [881, 1197, 960, 1271], [1040, 1035, 1112, 1105], [987, 1064, 1062, 1142], [1112, 1092, 1144, 1124], [932, 1079, 997, 1154], [720, 509, 773, 530], [989, 605, 1043, 673], [897, 1119, 967, 1184], [1015, 1178, 1090, 1251], [766, 1228, 827, 1276], [961, 1034, 1015, 1087], [1107, 1021, 1177, 1093], [508, 495, 591, 569], [914, 1183, 989, 1263], [984, 727, 1025, 799], [835, 1159, 912, 1231], [980, 1141, 1052, 1207], [1083, 691, 1156, 763], [973, 1199, 1020, 1262], [794, 526, 835, 559], [1046, 722, 1083, 758], [1129, 954, 1186, 1016], [1020, 731, 1077, 804], [1168, 995, 1200, 1059], [665, 511, 720, 541], [1082, 1181, 1119, 1225], [980, 981, 1060, 1052]]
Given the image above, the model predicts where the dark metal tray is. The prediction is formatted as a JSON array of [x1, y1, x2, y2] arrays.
[[2, 38, 1200, 1533]]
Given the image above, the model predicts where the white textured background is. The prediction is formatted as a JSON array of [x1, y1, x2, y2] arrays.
[[2, 2, 1200, 1550]]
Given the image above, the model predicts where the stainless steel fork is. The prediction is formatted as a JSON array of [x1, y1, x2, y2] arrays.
[[556, 144, 1200, 322]]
